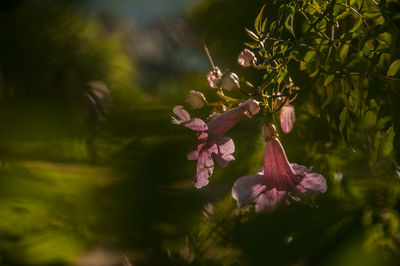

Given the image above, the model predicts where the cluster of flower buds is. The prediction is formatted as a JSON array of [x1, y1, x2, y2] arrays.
[[206, 67, 240, 91], [172, 46, 326, 212]]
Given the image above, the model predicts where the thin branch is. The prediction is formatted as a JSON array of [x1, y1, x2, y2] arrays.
[[203, 42, 215, 69], [335, 2, 370, 28]]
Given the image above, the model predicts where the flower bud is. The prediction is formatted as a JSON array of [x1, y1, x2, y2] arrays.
[[239, 99, 260, 118], [280, 103, 295, 134], [207, 67, 222, 89], [220, 70, 240, 91], [213, 103, 227, 113], [185, 90, 206, 109], [262, 123, 277, 141], [238, 49, 257, 67]]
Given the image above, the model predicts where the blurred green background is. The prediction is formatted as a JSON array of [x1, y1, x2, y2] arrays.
[[0, 0, 399, 265]]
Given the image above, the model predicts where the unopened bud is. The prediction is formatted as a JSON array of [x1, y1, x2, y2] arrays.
[[238, 49, 257, 67], [207, 67, 222, 89], [220, 70, 240, 91], [213, 103, 227, 114], [263, 123, 277, 141], [280, 103, 295, 134], [207, 111, 221, 122], [240, 99, 260, 118], [185, 90, 206, 109]]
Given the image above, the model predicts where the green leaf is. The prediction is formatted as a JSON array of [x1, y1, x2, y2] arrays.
[[289, 52, 302, 62], [254, 5, 266, 35], [387, 59, 400, 77], [375, 116, 392, 130], [321, 91, 340, 109], [284, 15, 295, 36], [336, 10, 351, 20], [245, 28, 259, 42], [339, 107, 354, 150], [283, 6, 295, 36], [348, 80, 361, 112], [392, 13, 400, 20], [303, 50, 318, 74], [244, 42, 260, 49], [378, 126, 395, 158], [339, 43, 349, 63], [364, 12, 381, 19], [360, 110, 377, 130], [339, 107, 348, 135], [304, 50, 317, 62], [261, 17, 268, 33], [349, 17, 363, 33], [277, 70, 288, 84], [324, 74, 335, 87]]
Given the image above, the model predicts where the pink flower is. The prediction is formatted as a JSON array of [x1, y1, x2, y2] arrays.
[[279, 102, 296, 134], [238, 49, 257, 67], [172, 100, 260, 188], [232, 124, 326, 212], [207, 67, 222, 89]]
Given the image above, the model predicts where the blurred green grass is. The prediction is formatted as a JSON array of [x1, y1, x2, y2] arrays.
[[0, 160, 108, 265]]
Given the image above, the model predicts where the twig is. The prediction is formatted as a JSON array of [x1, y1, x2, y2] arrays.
[[203, 42, 215, 69]]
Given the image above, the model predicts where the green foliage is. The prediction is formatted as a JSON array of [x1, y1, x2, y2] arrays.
[[387, 58, 400, 76], [185, 0, 400, 265]]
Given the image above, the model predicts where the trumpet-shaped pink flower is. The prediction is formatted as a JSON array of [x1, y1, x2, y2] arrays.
[[279, 102, 295, 134], [232, 125, 326, 212], [172, 100, 260, 188]]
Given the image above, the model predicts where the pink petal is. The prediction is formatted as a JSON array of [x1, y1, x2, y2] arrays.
[[214, 136, 235, 155], [232, 174, 266, 207], [291, 163, 311, 174], [291, 163, 327, 196], [194, 151, 214, 189], [264, 138, 300, 189], [296, 173, 327, 196], [214, 154, 235, 167], [197, 132, 208, 141], [280, 103, 295, 134], [254, 188, 288, 212], [210, 136, 235, 167], [193, 144, 218, 189], [207, 106, 245, 136], [181, 118, 208, 131], [187, 150, 199, 160], [173, 105, 190, 121], [187, 142, 207, 160]]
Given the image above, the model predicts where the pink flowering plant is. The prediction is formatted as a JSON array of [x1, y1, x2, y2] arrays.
[[172, 0, 398, 219], [168, 0, 400, 264], [172, 32, 326, 211]]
